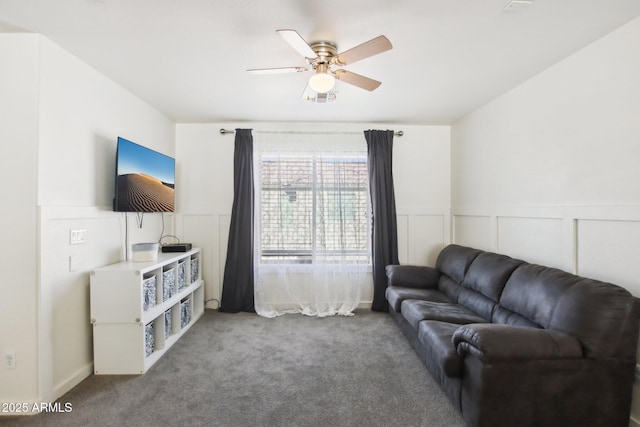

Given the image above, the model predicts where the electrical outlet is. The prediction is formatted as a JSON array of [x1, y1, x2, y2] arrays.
[[5, 351, 16, 369]]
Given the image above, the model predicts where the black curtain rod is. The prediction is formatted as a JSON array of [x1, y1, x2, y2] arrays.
[[219, 128, 404, 137]]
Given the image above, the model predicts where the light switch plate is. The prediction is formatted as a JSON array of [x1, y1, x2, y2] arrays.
[[70, 229, 87, 245]]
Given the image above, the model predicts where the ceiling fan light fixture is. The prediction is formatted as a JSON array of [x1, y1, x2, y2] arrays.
[[249, 30, 392, 95], [308, 72, 335, 93]]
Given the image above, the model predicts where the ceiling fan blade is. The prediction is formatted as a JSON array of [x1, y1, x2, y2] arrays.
[[334, 35, 392, 66], [333, 69, 382, 91], [247, 67, 308, 75], [276, 29, 318, 59]]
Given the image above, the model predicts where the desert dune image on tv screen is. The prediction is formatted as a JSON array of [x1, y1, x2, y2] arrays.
[[115, 138, 175, 212]]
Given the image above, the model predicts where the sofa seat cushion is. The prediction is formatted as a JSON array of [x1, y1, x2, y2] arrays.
[[401, 299, 487, 330], [418, 320, 464, 377], [386, 286, 453, 312]]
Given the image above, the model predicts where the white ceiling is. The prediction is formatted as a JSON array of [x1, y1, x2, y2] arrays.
[[1, 0, 639, 124]]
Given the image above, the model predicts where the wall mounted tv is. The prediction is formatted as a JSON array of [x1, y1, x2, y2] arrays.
[[114, 137, 175, 212]]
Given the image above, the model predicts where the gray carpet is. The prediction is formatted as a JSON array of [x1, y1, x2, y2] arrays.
[[3, 310, 465, 427]]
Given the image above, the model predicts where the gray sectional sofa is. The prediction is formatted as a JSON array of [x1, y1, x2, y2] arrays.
[[386, 244, 639, 427]]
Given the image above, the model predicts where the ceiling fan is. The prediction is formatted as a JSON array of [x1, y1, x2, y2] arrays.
[[247, 29, 393, 94]]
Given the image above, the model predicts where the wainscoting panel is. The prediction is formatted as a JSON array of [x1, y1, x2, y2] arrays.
[[411, 214, 446, 266], [497, 216, 565, 269], [397, 212, 448, 267], [180, 214, 219, 308], [453, 215, 492, 251], [577, 219, 640, 295], [397, 214, 409, 265], [39, 206, 127, 403], [219, 214, 231, 299]]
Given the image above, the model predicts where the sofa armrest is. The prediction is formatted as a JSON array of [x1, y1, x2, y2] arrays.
[[385, 265, 440, 289], [452, 323, 583, 363]]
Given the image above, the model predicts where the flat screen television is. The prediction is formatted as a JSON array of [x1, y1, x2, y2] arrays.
[[114, 137, 175, 212]]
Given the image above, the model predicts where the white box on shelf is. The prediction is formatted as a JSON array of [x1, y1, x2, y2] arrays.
[[132, 243, 159, 262]]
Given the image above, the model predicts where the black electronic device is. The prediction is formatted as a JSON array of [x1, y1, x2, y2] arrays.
[[161, 243, 192, 253]]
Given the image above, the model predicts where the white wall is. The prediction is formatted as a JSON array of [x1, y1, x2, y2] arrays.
[[37, 40, 175, 207], [176, 123, 450, 308], [394, 125, 451, 266], [0, 33, 175, 410], [452, 15, 640, 286], [37, 37, 175, 404], [451, 16, 640, 424], [0, 33, 40, 405]]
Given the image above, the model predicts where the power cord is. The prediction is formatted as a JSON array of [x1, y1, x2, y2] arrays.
[[205, 298, 220, 309], [158, 212, 180, 246]]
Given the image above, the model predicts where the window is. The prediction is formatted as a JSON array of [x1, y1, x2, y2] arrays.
[[259, 153, 370, 264]]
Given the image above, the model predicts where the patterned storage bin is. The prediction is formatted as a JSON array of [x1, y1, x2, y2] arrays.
[[190, 258, 199, 284], [162, 267, 175, 301], [181, 299, 191, 329], [177, 260, 186, 290], [144, 322, 154, 357], [142, 276, 156, 311], [164, 309, 172, 339]]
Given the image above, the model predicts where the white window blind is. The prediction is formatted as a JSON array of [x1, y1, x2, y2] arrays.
[[259, 153, 370, 264]]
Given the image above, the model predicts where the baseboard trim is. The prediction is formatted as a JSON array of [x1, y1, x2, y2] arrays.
[[52, 362, 94, 403], [0, 364, 93, 417]]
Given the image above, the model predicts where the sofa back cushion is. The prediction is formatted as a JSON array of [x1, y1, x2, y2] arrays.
[[455, 253, 523, 319], [462, 253, 524, 302], [500, 263, 639, 360], [436, 247, 523, 320], [491, 305, 540, 328], [436, 245, 482, 301], [500, 264, 578, 328], [436, 245, 482, 284], [550, 278, 639, 360]]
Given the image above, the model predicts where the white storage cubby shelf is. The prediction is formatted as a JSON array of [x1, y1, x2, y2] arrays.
[[90, 248, 204, 374]]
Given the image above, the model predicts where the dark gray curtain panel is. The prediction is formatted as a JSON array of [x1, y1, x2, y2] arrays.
[[220, 129, 255, 312], [364, 130, 399, 312]]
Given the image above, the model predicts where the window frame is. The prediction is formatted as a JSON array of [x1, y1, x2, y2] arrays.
[[257, 151, 371, 266]]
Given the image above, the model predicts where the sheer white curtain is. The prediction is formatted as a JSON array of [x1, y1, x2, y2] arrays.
[[253, 131, 371, 318]]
